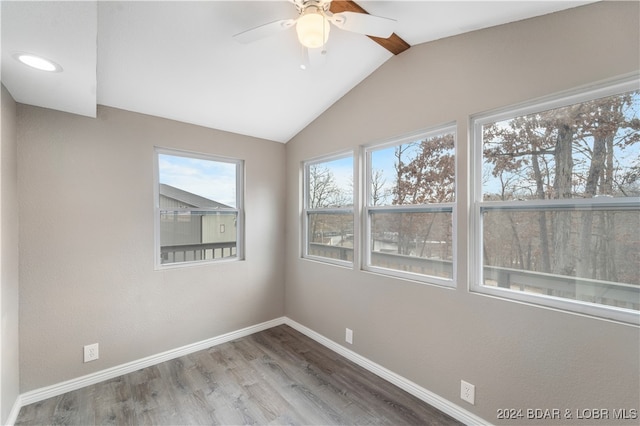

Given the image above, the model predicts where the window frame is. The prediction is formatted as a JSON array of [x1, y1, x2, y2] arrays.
[[302, 151, 355, 268], [470, 76, 640, 325], [363, 124, 457, 287], [154, 147, 244, 270]]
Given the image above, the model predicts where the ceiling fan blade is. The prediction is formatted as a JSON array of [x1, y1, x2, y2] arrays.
[[330, 11, 395, 38], [233, 19, 296, 44]]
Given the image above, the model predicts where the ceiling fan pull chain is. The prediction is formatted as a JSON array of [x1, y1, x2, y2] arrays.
[[321, 13, 328, 54], [300, 45, 309, 70]]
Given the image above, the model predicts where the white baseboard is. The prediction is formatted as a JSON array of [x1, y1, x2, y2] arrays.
[[19, 317, 287, 407], [5, 394, 22, 426], [284, 317, 489, 426], [17, 316, 487, 426]]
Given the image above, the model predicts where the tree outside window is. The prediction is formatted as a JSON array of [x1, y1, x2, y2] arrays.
[[474, 79, 639, 321], [303, 155, 354, 265], [365, 126, 456, 284]]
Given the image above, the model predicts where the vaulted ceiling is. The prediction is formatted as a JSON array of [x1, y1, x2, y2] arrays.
[[1, 1, 593, 143]]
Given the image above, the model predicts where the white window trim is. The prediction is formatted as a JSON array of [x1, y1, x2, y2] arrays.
[[302, 151, 356, 268], [363, 124, 457, 287], [470, 75, 640, 325], [154, 147, 244, 270]]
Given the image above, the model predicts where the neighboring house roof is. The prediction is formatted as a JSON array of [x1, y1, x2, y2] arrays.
[[159, 183, 232, 209]]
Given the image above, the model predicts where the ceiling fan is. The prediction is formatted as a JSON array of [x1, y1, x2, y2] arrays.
[[233, 0, 397, 51]]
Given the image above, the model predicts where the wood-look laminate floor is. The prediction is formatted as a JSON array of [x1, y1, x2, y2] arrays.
[[16, 325, 462, 425]]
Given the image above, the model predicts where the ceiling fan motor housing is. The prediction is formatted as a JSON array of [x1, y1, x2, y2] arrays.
[[293, 0, 332, 14]]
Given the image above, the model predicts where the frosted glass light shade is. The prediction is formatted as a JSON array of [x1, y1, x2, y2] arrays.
[[296, 11, 330, 49]]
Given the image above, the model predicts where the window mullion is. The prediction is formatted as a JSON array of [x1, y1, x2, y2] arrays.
[[480, 198, 640, 211]]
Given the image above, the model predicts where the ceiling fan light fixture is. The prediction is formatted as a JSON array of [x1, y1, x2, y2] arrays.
[[296, 8, 330, 49]]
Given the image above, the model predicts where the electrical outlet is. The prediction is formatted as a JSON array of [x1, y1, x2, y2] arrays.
[[345, 328, 353, 344], [461, 380, 475, 405], [84, 343, 99, 363]]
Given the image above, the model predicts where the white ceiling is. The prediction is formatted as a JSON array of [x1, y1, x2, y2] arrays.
[[2, 1, 594, 143]]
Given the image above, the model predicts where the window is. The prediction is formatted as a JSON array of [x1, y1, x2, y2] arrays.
[[364, 125, 456, 285], [472, 78, 640, 324], [303, 153, 354, 266], [154, 148, 243, 268]]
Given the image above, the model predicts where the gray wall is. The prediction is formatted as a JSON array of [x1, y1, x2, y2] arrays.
[[17, 105, 286, 391], [1, 85, 20, 424], [284, 2, 639, 424]]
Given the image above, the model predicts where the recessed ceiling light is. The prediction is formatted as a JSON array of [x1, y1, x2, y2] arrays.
[[13, 53, 62, 72]]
